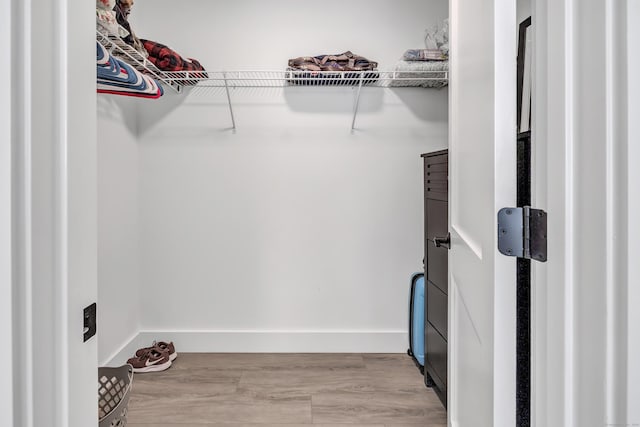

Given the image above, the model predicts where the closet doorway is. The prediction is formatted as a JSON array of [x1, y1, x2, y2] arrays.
[[7, 0, 640, 427]]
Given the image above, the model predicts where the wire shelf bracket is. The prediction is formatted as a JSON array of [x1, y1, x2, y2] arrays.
[[222, 72, 237, 132], [351, 75, 364, 132]]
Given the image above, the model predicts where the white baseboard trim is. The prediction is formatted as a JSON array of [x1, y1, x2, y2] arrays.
[[101, 333, 145, 367], [105, 330, 408, 365], [129, 330, 408, 354]]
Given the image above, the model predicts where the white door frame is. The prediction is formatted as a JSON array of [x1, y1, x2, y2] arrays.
[[9, 0, 98, 425], [532, 0, 640, 425], [1, 0, 14, 423]]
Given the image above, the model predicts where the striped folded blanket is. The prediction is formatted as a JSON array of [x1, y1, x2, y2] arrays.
[[288, 51, 378, 72], [96, 41, 164, 99]]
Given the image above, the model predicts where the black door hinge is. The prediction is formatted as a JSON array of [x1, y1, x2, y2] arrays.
[[498, 206, 547, 262]]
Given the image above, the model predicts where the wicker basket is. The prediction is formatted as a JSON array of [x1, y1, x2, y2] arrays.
[[98, 365, 133, 427]]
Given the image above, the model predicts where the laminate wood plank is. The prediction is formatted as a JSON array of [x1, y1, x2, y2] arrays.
[[365, 367, 429, 393], [127, 391, 311, 425], [238, 367, 374, 399], [169, 353, 366, 371], [361, 354, 427, 392], [128, 424, 385, 427], [130, 369, 239, 397], [362, 354, 417, 369], [311, 390, 446, 425], [125, 354, 445, 425]]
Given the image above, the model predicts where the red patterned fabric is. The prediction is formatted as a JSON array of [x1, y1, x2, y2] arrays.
[[141, 39, 206, 72]]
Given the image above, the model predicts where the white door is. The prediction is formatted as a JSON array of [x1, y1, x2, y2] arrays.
[[448, 1, 517, 426]]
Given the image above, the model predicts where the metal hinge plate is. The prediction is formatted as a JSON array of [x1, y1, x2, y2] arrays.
[[498, 207, 547, 262]]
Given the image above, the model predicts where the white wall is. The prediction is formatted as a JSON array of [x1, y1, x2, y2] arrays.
[[132, 0, 448, 71], [115, 0, 449, 352], [97, 97, 142, 365], [518, 0, 532, 25]]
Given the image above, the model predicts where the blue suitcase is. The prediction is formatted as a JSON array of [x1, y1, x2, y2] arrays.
[[407, 273, 425, 373]]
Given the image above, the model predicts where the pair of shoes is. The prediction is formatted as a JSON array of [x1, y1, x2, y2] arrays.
[[127, 341, 177, 373]]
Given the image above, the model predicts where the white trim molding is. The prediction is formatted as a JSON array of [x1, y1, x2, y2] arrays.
[[624, 0, 640, 423], [11, 0, 35, 424], [533, 0, 640, 426], [10, 0, 98, 426], [106, 330, 408, 366], [1, 0, 14, 422], [532, 0, 576, 424]]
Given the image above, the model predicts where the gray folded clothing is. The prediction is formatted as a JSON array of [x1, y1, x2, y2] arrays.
[[402, 49, 447, 61], [391, 60, 449, 88]]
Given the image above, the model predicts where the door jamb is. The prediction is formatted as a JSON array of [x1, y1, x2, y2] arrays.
[[531, 0, 639, 425], [9, 0, 99, 425], [1, 0, 14, 423]]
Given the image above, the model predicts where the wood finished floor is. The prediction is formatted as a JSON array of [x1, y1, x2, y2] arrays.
[[127, 353, 447, 427]]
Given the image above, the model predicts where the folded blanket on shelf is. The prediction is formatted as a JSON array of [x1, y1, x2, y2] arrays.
[[96, 41, 164, 99], [288, 51, 378, 72], [402, 49, 447, 61], [391, 60, 449, 89], [141, 39, 206, 73]]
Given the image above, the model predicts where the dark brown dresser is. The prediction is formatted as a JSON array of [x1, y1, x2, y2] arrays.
[[421, 150, 449, 408]]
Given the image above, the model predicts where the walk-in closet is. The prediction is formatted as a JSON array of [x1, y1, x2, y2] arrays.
[[11, 0, 639, 425], [97, 0, 449, 424]]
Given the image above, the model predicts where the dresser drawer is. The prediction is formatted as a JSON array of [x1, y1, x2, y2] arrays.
[[425, 164, 448, 201], [426, 200, 448, 294], [425, 153, 448, 166], [425, 162, 448, 173], [427, 281, 448, 339], [426, 322, 448, 387], [425, 171, 448, 183]]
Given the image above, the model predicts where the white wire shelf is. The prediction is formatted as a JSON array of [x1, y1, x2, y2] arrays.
[[97, 28, 448, 130], [157, 70, 448, 92], [97, 28, 448, 91]]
